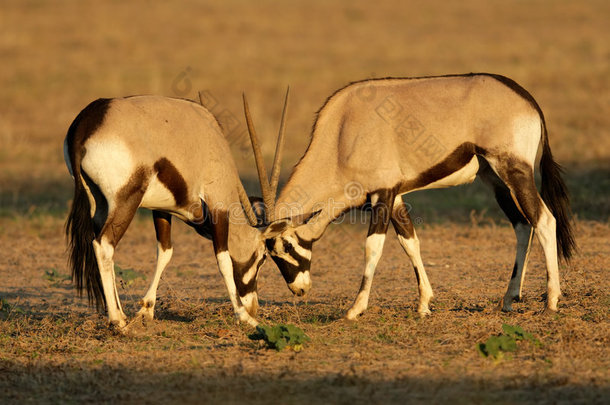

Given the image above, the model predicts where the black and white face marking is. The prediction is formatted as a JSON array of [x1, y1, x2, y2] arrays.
[[266, 229, 312, 296]]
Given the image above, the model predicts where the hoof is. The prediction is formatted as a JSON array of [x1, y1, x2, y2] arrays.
[[344, 309, 362, 321], [137, 300, 155, 321], [135, 308, 155, 322], [109, 320, 128, 335], [501, 294, 521, 312], [417, 307, 432, 318], [236, 309, 259, 328]]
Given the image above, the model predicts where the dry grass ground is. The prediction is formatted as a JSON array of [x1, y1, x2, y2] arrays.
[[0, 218, 608, 403], [1, 0, 609, 403]]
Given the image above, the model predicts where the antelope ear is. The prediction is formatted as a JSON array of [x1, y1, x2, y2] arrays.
[[248, 196, 266, 226], [261, 219, 292, 239]]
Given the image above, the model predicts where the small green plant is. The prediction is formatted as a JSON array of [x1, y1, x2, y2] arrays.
[[477, 324, 541, 361], [248, 324, 310, 352], [477, 334, 517, 361], [501, 324, 541, 346]]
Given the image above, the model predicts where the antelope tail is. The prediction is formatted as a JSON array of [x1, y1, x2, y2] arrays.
[[64, 109, 106, 311], [539, 118, 576, 261]]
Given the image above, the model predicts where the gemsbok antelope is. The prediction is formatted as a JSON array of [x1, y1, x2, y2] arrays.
[[250, 73, 575, 319], [64, 91, 291, 330]]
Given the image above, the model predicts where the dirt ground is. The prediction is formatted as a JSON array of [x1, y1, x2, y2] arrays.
[[0, 218, 608, 404], [1, 0, 609, 404]]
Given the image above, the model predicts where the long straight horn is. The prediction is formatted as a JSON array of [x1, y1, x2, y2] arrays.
[[242, 93, 274, 219], [269, 86, 290, 205], [237, 183, 258, 226]]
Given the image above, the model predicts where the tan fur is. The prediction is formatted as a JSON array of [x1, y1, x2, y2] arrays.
[[277, 75, 539, 222], [66, 96, 270, 329], [268, 74, 565, 317]]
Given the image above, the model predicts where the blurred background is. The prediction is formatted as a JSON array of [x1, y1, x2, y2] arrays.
[[1, 0, 608, 222]]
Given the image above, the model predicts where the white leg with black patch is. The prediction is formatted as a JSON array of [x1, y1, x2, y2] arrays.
[[346, 233, 386, 320], [136, 244, 173, 321], [216, 251, 258, 327], [502, 222, 533, 311], [92, 237, 127, 329], [396, 232, 433, 316]]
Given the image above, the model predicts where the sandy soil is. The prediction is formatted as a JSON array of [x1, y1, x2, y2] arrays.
[[0, 218, 607, 404]]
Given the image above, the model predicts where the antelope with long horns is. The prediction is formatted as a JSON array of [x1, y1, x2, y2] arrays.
[[64, 90, 291, 330], [251, 73, 575, 319]]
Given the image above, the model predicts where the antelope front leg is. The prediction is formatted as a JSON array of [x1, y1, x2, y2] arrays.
[[216, 251, 259, 327], [211, 209, 258, 327], [346, 191, 394, 320]]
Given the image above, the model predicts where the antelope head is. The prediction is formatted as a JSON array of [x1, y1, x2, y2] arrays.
[[242, 88, 313, 297]]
